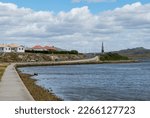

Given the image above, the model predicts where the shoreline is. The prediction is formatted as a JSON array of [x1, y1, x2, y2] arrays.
[[15, 59, 138, 68], [15, 59, 138, 101], [17, 70, 62, 101]]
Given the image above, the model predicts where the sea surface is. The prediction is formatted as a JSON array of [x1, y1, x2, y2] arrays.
[[19, 61, 150, 101]]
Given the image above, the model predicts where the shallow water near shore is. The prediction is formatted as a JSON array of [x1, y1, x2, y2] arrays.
[[18, 61, 150, 101]]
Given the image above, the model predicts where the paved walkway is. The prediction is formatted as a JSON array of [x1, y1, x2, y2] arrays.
[[0, 64, 34, 101]]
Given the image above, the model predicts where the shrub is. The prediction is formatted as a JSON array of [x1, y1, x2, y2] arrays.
[[100, 52, 129, 61]]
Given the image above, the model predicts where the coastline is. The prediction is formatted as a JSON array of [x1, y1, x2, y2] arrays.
[[14, 59, 138, 101], [17, 70, 62, 101], [15, 59, 138, 68]]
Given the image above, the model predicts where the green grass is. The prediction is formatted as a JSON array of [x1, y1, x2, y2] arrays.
[[0, 64, 8, 81], [100, 52, 129, 61]]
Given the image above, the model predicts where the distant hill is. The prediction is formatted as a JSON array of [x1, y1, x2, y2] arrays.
[[84, 47, 150, 60], [114, 47, 150, 60]]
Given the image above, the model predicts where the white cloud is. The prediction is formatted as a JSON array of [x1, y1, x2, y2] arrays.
[[0, 2, 150, 52]]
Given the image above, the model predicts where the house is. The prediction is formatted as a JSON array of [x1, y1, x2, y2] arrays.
[[8, 44, 25, 53], [0, 44, 25, 53], [43, 46, 56, 51], [32, 45, 45, 51], [0, 44, 11, 53], [32, 45, 57, 51]]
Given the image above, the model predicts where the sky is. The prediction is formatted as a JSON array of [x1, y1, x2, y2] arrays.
[[0, 0, 150, 52]]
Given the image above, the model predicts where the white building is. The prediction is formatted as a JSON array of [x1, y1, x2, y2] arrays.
[[0, 44, 11, 53], [0, 44, 25, 53]]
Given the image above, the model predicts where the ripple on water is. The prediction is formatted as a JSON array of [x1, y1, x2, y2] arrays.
[[18, 62, 150, 101]]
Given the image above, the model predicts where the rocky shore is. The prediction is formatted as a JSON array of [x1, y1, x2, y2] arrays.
[[0, 53, 85, 62], [17, 72, 62, 101]]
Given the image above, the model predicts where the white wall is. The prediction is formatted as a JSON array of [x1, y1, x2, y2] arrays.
[[32, 49, 45, 51], [16, 47, 25, 53], [0, 47, 11, 52], [0, 47, 4, 52], [0, 46, 25, 53]]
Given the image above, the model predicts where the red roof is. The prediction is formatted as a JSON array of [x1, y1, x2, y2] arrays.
[[44, 46, 51, 49], [32, 45, 56, 50], [32, 45, 44, 49], [44, 46, 56, 50]]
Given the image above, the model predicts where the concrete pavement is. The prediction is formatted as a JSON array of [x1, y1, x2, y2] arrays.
[[0, 63, 34, 101]]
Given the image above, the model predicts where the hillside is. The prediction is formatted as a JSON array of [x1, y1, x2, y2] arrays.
[[99, 52, 129, 61], [115, 47, 150, 60], [0, 53, 85, 63]]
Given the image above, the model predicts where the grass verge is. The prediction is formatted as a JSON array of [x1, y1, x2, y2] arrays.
[[18, 72, 62, 101], [0, 63, 8, 81]]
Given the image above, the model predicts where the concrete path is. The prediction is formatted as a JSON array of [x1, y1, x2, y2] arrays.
[[0, 63, 34, 101]]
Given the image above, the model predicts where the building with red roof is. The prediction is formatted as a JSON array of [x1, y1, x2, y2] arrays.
[[44, 46, 56, 51], [32, 45, 45, 51], [32, 45, 56, 51]]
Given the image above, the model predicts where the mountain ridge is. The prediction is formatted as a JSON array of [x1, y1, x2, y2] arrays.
[[114, 47, 150, 60]]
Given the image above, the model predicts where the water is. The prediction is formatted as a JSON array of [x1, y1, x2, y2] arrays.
[[18, 62, 150, 101]]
